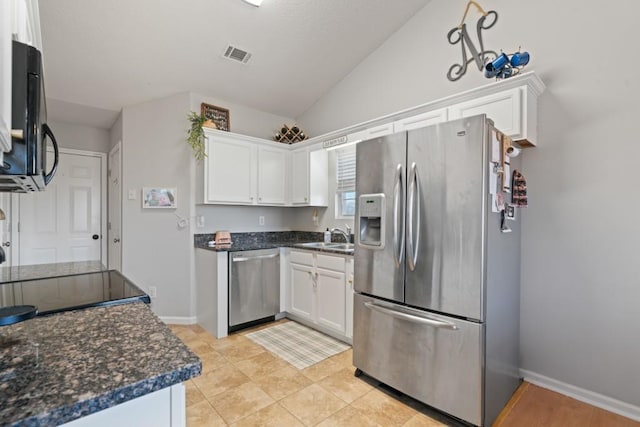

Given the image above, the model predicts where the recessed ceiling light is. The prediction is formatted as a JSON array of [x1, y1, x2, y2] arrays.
[[242, 0, 263, 6]]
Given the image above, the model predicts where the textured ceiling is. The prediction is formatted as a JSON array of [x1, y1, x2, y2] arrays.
[[39, 0, 431, 128]]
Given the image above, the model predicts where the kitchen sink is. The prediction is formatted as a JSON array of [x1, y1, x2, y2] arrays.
[[295, 242, 354, 253]]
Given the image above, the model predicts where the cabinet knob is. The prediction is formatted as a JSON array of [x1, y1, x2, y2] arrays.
[[304, 197, 308, 201], [259, 197, 262, 201]]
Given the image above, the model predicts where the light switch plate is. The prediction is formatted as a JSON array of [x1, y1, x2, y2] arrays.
[[128, 189, 137, 200]]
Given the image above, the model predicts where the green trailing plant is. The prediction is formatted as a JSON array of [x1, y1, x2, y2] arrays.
[[186, 111, 207, 161]]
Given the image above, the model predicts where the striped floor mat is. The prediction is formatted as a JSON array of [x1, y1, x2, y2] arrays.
[[245, 321, 350, 369]]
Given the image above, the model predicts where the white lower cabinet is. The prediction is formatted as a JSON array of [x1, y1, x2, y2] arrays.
[[286, 250, 352, 341], [345, 258, 354, 339], [316, 267, 346, 333], [62, 384, 185, 427], [289, 262, 314, 319]]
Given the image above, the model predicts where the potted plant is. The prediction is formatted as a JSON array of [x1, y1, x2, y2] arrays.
[[186, 112, 209, 160]]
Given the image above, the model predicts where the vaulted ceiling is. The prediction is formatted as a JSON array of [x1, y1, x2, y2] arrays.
[[39, 0, 431, 128]]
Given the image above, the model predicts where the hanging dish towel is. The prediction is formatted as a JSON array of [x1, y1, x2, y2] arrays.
[[511, 170, 528, 207]]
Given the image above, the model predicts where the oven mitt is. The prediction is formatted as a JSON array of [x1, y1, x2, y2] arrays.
[[511, 170, 528, 207]]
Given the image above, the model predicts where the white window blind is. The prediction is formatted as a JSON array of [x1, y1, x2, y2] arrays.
[[336, 146, 356, 193], [336, 146, 356, 217]]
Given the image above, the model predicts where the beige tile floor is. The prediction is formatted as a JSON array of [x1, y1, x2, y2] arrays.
[[169, 320, 458, 427]]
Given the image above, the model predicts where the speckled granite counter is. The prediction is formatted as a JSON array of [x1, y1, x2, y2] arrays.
[[0, 302, 201, 426], [0, 261, 107, 284], [194, 231, 354, 256]]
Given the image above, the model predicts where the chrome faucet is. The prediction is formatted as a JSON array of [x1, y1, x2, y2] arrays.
[[330, 224, 352, 243]]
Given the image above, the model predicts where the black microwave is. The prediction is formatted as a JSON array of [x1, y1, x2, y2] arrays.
[[0, 40, 58, 192]]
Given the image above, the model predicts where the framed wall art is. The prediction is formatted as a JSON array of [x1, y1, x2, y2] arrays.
[[201, 103, 230, 131], [142, 187, 177, 209]]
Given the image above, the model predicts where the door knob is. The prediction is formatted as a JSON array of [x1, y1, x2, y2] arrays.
[[92, 234, 100, 240], [2, 241, 10, 247], [113, 238, 120, 243]]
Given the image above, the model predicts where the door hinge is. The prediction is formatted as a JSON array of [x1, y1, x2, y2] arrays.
[[107, 169, 111, 178], [17, 222, 20, 233], [108, 222, 111, 231]]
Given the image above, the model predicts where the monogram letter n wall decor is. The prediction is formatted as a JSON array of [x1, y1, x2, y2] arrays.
[[446, 1, 498, 82]]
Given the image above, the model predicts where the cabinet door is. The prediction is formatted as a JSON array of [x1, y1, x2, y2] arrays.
[[316, 267, 346, 334], [290, 149, 309, 205], [448, 88, 522, 138], [257, 147, 287, 205], [289, 263, 314, 321], [206, 137, 256, 204], [349, 123, 394, 143], [394, 108, 448, 132], [345, 258, 354, 339]]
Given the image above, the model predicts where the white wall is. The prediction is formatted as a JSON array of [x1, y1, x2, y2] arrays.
[[296, 0, 640, 410], [109, 112, 122, 151], [121, 92, 194, 318], [48, 120, 110, 153]]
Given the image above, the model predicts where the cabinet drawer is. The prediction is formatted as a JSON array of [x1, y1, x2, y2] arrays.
[[290, 250, 314, 266], [316, 254, 346, 271]]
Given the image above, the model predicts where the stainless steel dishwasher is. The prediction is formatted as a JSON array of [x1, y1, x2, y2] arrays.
[[228, 248, 280, 332]]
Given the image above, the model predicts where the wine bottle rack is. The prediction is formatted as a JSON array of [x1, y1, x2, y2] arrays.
[[273, 124, 307, 144]]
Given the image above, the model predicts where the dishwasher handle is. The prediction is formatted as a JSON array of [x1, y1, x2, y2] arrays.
[[232, 253, 279, 262]]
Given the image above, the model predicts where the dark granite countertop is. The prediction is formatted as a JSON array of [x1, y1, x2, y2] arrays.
[[0, 302, 201, 426], [194, 231, 354, 256], [0, 261, 108, 285]]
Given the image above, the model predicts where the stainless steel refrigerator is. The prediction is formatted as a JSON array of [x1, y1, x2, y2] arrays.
[[353, 115, 521, 427]]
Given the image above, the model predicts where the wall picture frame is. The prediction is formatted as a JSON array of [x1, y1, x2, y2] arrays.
[[142, 187, 177, 209], [201, 103, 230, 131]]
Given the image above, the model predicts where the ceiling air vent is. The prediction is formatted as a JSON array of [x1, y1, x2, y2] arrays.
[[223, 45, 252, 64]]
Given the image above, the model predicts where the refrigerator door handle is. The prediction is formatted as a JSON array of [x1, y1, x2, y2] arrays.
[[393, 163, 405, 267], [364, 302, 458, 330], [407, 162, 421, 271]]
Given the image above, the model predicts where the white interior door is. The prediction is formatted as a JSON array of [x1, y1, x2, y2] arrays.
[[108, 143, 122, 271], [18, 150, 104, 265]]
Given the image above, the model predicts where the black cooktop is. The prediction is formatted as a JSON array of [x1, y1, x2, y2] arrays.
[[0, 270, 150, 316]]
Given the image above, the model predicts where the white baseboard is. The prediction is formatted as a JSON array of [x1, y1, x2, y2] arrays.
[[159, 316, 197, 325], [520, 369, 640, 422]]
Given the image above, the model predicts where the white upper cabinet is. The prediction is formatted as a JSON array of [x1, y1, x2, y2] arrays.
[[393, 108, 448, 132], [312, 72, 545, 148], [448, 88, 527, 142], [12, 0, 42, 50], [1, 0, 43, 154], [1, 1, 12, 153], [290, 149, 309, 205], [290, 148, 328, 207], [347, 122, 394, 144], [204, 136, 256, 205], [199, 129, 327, 207], [257, 146, 288, 205]]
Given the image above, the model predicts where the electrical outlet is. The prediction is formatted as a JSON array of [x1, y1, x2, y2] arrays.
[[196, 215, 205, 228], [128, 189, 136, 200], [259, 216, 265, 226], [148, 286, 157, 298]]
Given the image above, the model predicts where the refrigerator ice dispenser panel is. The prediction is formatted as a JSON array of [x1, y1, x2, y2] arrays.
[[358, 194, 385, 248]]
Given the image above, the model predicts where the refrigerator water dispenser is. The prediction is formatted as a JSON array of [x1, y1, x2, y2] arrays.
[[358, 194, 385, 248]]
